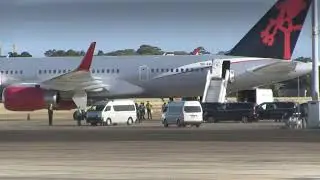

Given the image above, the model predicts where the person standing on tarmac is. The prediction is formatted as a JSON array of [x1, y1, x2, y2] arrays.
[[146, 101, 152, 120], [162, 102, 167, 112], [139, 102, 146, 121], [135, 102, 140, 123], [48, 103, 53, 126], [76, 108, 83, 126]]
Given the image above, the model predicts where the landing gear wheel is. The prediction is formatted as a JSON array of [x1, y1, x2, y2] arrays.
[[127, 117, 134, 125], [106, 118, 112, 126], [163, 120, 169, 128], [177, 119, 183, 127], [77, 120, 82, 126], [241, 116, 248, 123], [208, 117, 215, 123], [195, 124, 200, 128], [91, 122, 98, 126]]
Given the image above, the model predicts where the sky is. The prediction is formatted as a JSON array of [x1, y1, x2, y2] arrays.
[[0, 0, 315, 58]]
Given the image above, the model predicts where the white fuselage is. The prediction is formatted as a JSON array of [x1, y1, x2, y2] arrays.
[[0, 54, 312, 101]]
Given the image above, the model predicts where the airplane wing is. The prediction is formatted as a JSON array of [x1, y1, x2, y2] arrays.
[[40, 42, 109, 92]]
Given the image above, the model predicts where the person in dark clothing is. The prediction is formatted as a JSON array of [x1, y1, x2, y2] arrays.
[[135, 103, 140, 123], [162, 102, 167, 113], [139, 103, 146, 120], [77, 108, 83, 126], [48, 104, 53, 126]]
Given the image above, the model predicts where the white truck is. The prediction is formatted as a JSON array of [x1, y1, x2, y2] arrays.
[[255, 88, 274, 105], [237, 88, 274, 105]]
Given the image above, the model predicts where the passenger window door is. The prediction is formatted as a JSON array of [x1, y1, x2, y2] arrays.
[[102, 106, 111, 116], [257, 103, 268, 119], [105, 106, 111, 111]]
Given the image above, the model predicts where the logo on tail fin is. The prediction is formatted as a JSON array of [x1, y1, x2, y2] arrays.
[[260, 0, 307, 60], [192, 48, 201, 55]]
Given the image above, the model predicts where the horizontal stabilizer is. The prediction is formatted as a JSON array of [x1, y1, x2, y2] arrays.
[[251, 61, 296, 74]]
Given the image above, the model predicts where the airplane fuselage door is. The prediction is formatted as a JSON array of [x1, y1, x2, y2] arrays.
[[139, 65, 150, 81]]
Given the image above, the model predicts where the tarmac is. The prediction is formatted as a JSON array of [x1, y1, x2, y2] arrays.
[[0, 113, 320, 180]]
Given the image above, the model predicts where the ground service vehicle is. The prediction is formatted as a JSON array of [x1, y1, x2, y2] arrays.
[[237, 88, 274, 105], [255, 102, 298, 122], [162, 101, 203, 128], [86, 99, 137, 126], [202, 102, 257, 123]]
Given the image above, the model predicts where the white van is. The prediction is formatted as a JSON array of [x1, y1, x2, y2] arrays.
[[162, 101, 203, 128], [86, 99, 137, 126]]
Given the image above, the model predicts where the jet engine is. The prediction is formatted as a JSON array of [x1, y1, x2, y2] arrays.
[[2, 86, 61, 111]]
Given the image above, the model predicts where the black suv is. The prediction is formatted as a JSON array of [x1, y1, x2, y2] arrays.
[[255, 101, 298, 121], [201, 102, 257, 123]]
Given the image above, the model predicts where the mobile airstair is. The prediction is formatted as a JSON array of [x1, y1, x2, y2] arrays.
[[202, 59, 234, 103]]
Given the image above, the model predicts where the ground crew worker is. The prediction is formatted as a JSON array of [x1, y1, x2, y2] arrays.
[[162, 102, 167, 112], [139, 102, 146, 121], [146, 101, 152, 120], [76, 108, 82, 126], [48, 103, 53, 126], [135, 102, 140, 123]]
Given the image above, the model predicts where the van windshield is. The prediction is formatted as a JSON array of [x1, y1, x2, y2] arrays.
[[88, 105, 105, 111], [184, 106, 201, 112]]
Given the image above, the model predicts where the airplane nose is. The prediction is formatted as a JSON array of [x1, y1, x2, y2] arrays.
[[294, 62, 312, 75]]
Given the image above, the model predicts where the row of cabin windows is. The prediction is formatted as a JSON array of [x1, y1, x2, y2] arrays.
[[151, 68, 204, 73], [0, 67, 205, 76], [91, 69, 120, 74], [38, 69, 120, 74], [0, 70, 23, 75]]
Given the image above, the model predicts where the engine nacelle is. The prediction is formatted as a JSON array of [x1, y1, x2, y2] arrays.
[[2, 86, 60, 111]]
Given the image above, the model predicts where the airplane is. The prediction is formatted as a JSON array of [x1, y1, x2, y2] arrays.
[[0, 0, 313, 112]]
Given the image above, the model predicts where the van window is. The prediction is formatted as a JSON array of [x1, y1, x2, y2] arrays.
[[184, 106, 201, 112], [168, 105, 182, 113], [113, 105, 135, 111], [275, 102, 295, 109], [105, 106, 111, 111]]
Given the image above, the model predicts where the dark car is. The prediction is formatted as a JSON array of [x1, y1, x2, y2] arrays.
[[201, 102, 257, 123], [255, 101, 298, 121]]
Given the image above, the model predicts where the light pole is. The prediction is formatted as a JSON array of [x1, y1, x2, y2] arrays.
[[298, 76, 300, 97], [312, 0, 319, 100]]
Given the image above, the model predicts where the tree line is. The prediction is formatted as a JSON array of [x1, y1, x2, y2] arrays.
[[43, 45, 210, 57], [6, 44, 209, 57]]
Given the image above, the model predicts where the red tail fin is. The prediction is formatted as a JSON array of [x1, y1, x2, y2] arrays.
[[226, 0, 311, 60], [76, 42, 96, 71]]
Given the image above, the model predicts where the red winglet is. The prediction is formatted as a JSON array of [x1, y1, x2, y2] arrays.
[[76, 42, 96, 71]]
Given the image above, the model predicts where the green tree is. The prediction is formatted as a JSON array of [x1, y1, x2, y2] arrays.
[[44, 49, 84, 57], [20, 51, 32, 57], [97, 50, 104, 56], [136, 45, 164, 55], [106, 49, 137, 56], [8, 51, 32, 57], [295, 56, 311, 62], [44, 49, 56, 57], [8, 52, 19, 57]]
